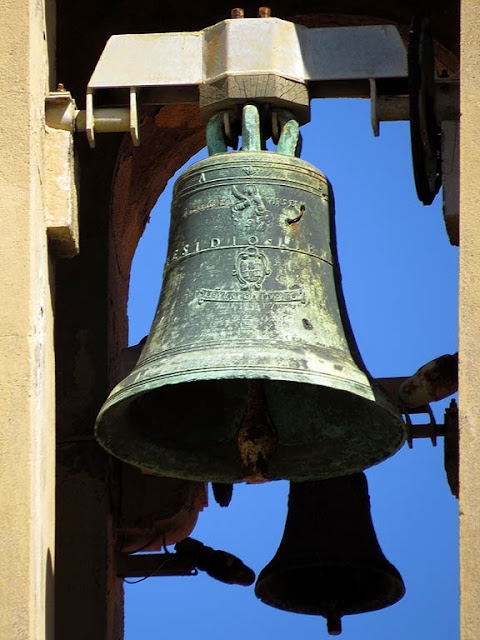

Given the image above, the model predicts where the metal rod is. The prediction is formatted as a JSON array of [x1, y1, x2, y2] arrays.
[[408, 424, 447, 440], [116, 553, 196, 578], [241, 104, 261, 151], [206, 112, 228, 155], [75, 108, 131, 133], [275, 110, 301, 156]]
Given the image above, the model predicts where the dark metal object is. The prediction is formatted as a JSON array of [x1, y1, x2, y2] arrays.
[[95, 106, 405, 483], [377, 374, 450, 445], [175, 537, 255, 585], [409, 13, 442, 205], [444, 399, 459, 498], [404, 402, 438, 447], [407, 419, 445, 446], [377, 376, 459, 498], [116, 551, 197, 579], [212, 482, 234, 508], [255, 473, 405, 636], [116, 537, 255, 586]]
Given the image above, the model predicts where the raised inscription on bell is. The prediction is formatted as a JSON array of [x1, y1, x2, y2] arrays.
[[165, 237, 331, 269], [198, 287, 307, 304]]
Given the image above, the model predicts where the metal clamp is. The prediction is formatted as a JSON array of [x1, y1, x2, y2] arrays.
[[46, 86, 139, 149], [85, 86, 139, 148]]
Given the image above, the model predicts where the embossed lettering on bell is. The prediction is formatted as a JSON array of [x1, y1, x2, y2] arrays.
[[95, 151, 406, 482]]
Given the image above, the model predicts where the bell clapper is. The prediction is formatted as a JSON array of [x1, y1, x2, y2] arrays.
[[236, 380, 278, 482]]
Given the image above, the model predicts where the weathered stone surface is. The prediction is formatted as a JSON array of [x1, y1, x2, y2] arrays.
[[45, 126, 79, 258], [460, 3, 480, 639], [0, 1, 56, 639]]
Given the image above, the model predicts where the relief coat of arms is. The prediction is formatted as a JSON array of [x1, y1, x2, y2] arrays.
[[232, 246, 271, 290]]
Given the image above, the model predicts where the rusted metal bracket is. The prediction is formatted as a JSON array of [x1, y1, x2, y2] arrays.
[[402, 399, 458, 500]]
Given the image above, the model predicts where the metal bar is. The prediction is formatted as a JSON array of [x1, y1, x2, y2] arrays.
[[408, 424, 447, 440], [86, 88, 95, 148], [206, 112, 228, 155], [242, 104, 261, 151], [130, 87, 140, 146], [276, 110, 300, 156], [116, 553, 196, 578], [75, 108, 131, 133]]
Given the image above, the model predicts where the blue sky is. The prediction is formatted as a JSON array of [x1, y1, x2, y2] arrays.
[[126, 98, 458, 639]]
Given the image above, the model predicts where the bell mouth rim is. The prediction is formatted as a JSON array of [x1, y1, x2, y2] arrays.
[[95, 376, 406, 484], [254, 562, 406, 616]]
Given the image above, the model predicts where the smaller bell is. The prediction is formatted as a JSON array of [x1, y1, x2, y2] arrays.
[[255, 473, 405, 635]]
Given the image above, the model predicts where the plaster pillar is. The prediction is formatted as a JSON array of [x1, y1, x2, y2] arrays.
[[459, 3, 480, 639], [0, 0, 56, 638]]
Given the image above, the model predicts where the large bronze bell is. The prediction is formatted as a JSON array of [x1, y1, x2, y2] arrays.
[[255, 472, 405, 635], [95, 105, 405, 483]]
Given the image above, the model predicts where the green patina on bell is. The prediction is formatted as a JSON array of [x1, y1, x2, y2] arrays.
[[95, 106, 405, 483]]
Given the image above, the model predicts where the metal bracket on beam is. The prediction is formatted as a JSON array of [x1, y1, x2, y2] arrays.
[[376, 375, 458, 498], [85, 86, 139, 148], [46, 19, 409, 148], [369, 76, 460, 137], [376, 377, 439, 444], [86, 20, 407, 116], [59, 18, 407, 147], [46, 17, 458, 147], [45, 88, 136, 148], [45, 15, 457, 231]]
